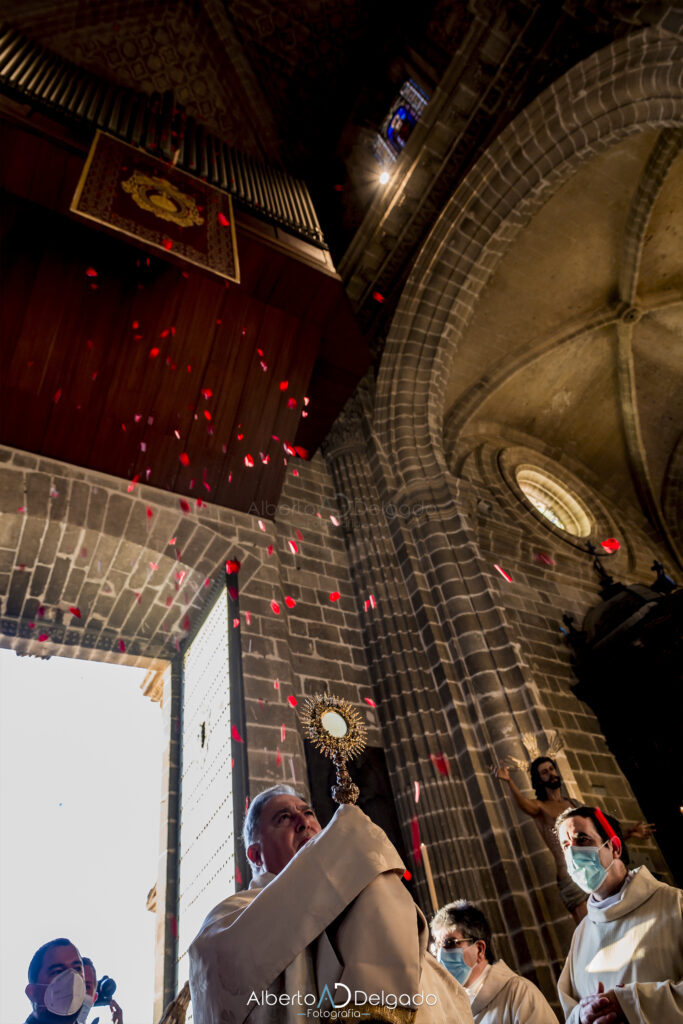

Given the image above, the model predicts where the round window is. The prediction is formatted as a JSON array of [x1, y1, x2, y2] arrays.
[[515, 466, 592, 537]]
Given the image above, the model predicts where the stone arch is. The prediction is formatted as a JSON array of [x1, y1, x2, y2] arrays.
[[374, 27, 683, 483]]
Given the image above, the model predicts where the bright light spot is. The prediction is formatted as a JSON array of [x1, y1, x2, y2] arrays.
[[0, 651, 160, 1024], [379, 171, 390, 185]]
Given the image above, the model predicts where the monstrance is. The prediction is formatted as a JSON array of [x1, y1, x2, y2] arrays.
[[299, 694, 366, 804]]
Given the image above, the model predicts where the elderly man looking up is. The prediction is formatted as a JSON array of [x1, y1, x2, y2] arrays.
[[189, 784, 474, 1024], [556, 805, 683, 1024], [431, 900, 558, 1024]]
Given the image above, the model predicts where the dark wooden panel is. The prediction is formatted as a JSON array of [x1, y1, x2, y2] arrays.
[[0, 118, 370, 515]]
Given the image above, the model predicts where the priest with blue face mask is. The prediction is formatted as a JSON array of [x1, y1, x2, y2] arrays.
[[556, 805, 683, 1024], [430, 900, 558, 1023]]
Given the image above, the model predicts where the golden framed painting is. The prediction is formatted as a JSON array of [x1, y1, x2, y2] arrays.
[[71, 131, 239, 283]]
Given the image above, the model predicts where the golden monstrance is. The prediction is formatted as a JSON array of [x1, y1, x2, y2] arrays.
[[300, 694, 367, 804]]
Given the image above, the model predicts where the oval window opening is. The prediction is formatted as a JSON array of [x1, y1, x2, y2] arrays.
[[515, 466, 591, 537]]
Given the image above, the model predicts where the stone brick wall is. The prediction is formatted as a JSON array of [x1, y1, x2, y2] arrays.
[[455, 431, 671, 862], [0, 443, 377, 1013]]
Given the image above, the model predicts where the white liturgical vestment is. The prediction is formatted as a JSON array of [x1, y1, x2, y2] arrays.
[[189, 803, 474, 1024], [558, 865, 683, 1023], [469, 960, 558, 1024]]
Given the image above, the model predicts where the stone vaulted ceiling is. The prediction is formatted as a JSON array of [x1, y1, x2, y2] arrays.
[[445, 128, 683, 563]]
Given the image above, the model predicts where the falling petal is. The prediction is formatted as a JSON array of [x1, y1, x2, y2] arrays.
[[430, 753, 450, 776], [226, 558, 242, 574], [118, 639, 126, 653], [231, 725, 244, 743], [493, 564, 513, 582], [149, 347, 160, 358], [414, 781, 420, 803], [330, 515, 340, 526], [69, 606, 81, 618], [85, 267, 98, 278], [244, 454, 254, 468], [217, 211, 230, 226], [179, 452, 190, 466], [146, 507, 154, 519], [179, 499, 191, 514], [410, 818, 421, 862], [267, 545, 273, 556], [38, 633, 49, 642], [276, 748, 282, 766], [287, 695, 298, 707], [534, 551, 555, 566], [271, 600, 280, 615], [284, 596, 296, 608], [601, 537, 620, 552], [280, 380, 288, 391], [281, 723, 286, 742], [258, 520, 266, 532], [288, 540, 298, 554], [403, 869, 412, 881], [364, 697, 376, 707], [202, 388, 213, 399], [329, 591, 341, 602]]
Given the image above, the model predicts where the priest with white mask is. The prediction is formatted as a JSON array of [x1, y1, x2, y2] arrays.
[[556, 805, 683, 1023], [188, 784, 474, 1024]]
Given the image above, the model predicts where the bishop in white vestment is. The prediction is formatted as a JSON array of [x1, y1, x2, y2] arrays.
[[189, 789, 474, 1024]]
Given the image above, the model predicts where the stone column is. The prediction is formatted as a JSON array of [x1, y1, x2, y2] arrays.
[[324, 382, 573, 987]]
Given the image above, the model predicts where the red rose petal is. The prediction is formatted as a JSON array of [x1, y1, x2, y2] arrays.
[[231, 725, 244, 743], [329, 591, 341, 602], [287, 695, 298, 707], [179, 452, 190, 466], [284, 596, 296, 608], [69, 606, 81, 618], [410, 817, 421, 862], [430, 753, 450, 776], [601, 537, 620, 552], [271, 600, 280, 614]]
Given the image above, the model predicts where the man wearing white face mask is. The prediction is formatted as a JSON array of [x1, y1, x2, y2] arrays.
[[24, 938, 86, 1024], [431, 900, 558, 1023], [556, 806, 683, 1024]]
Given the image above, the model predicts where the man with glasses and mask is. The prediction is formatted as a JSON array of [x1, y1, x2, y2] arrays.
[[24, 938, 86, 1024], [556, 805, 683, 1024], [189, 784, 474, 1024], [430, 900, 558, 1023]]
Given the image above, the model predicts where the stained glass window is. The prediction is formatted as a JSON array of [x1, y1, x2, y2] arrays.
[[374, 80, 429, 166], [516, 466, 592, 537]]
